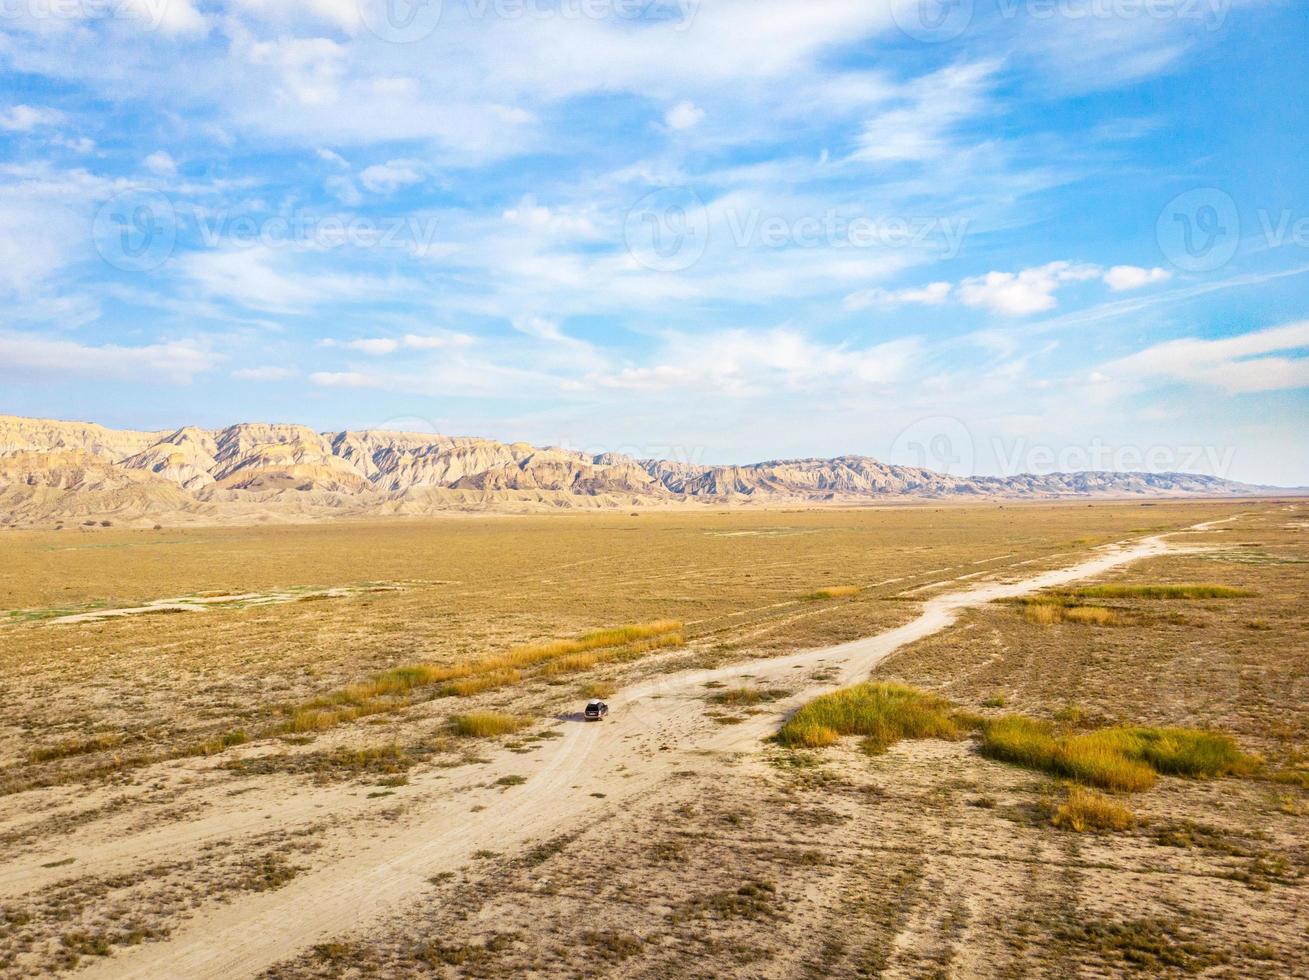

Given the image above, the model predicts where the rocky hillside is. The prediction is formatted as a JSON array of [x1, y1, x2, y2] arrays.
[[0, 415, 1276, 526]]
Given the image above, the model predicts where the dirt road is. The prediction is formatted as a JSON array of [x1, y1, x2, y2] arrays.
[[77, 528, 1198, 978]]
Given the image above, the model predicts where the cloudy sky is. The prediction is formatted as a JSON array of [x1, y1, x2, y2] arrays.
[[1, 0, 1306, 484]]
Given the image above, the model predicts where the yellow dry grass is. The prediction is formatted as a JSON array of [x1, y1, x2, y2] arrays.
[[1020, 599, 1118, 626], [0, 501, 1251, 784], [1052, 786, 1136, 832], [451, 712, 530, 738], [979, 717, 1259, 791], [777, 682, 964, 753], [803, 586, 861, 601]]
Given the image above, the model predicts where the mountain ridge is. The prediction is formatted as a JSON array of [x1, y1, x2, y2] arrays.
[[0, 414, 1288, 527]]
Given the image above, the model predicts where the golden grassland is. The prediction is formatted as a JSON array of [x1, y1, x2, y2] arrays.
[[0, 501, 1248, 786], [253, 503, 1308, 980], [0, 500, 1305, 978], [854, 501, 1309, 789]]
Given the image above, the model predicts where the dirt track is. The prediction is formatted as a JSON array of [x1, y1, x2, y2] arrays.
[[62, 524, 1222, 979]]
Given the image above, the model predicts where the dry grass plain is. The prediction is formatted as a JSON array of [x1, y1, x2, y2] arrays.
[[0, 499, 1304, 977]]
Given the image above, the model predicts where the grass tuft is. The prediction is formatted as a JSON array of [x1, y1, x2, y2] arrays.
[[28, 733, 125, 763], [980, 717, 1259, 791], [1052, 785, 1136, 832], [802, 585, 860, 601], [776, 682, 963, 754], [712, 686, 788, 707], [1020, 601, 1118, 626], [1073, 583, 1255, 599], [451, 712, 530, 738], [442, 669, 521, 697]]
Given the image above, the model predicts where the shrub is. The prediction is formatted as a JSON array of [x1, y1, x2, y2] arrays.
[[1052, 786, 1135, 832]]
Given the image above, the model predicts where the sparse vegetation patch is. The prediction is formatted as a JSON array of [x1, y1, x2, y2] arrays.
[[777, 683, 1259, 793]]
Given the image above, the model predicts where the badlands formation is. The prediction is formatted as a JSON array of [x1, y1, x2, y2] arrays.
[[0, 414, 1268, 526]]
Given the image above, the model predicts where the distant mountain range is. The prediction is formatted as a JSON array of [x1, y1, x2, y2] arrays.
[[0, 415, 1287, 526]]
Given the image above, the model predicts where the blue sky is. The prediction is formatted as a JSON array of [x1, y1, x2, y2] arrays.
[[1, 0, 1307, 484]]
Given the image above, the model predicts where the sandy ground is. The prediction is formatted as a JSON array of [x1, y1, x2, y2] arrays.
[[53, 530, 1194, 978]]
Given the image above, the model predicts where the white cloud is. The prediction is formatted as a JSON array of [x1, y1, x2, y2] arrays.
[[853, 61, 997, 163], [500, 197, 600, 239], [958, 261, 1104, 316], [586, 328, 920, 395], [403, 332, 475, 350], [665, 101, 705, 131], [857, 260, 1180, 318], [155, 0, 208, 35], [1103, 265, 1172, 291], [145, 151, 178, 176], [233, 365, 298, 381], [0, 105, 64, 132], [1103, 321, 1309, 394], [178, 246, 400, 314], [359, 159, 425, 194], [844, 281, 951, 311], [0, 332, 217, 384], [324, 332, 476, 355], [53, 135, 96, 153], [242, 36, 348, 108], [513, 316, 572, 344], [324, 174, 363, 205], [317, 147, 349, 167], [311, 371, 378, 388], [347, 337, 400, 355], [231, 0, 361, 33], [0, 163, 113, 296]]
